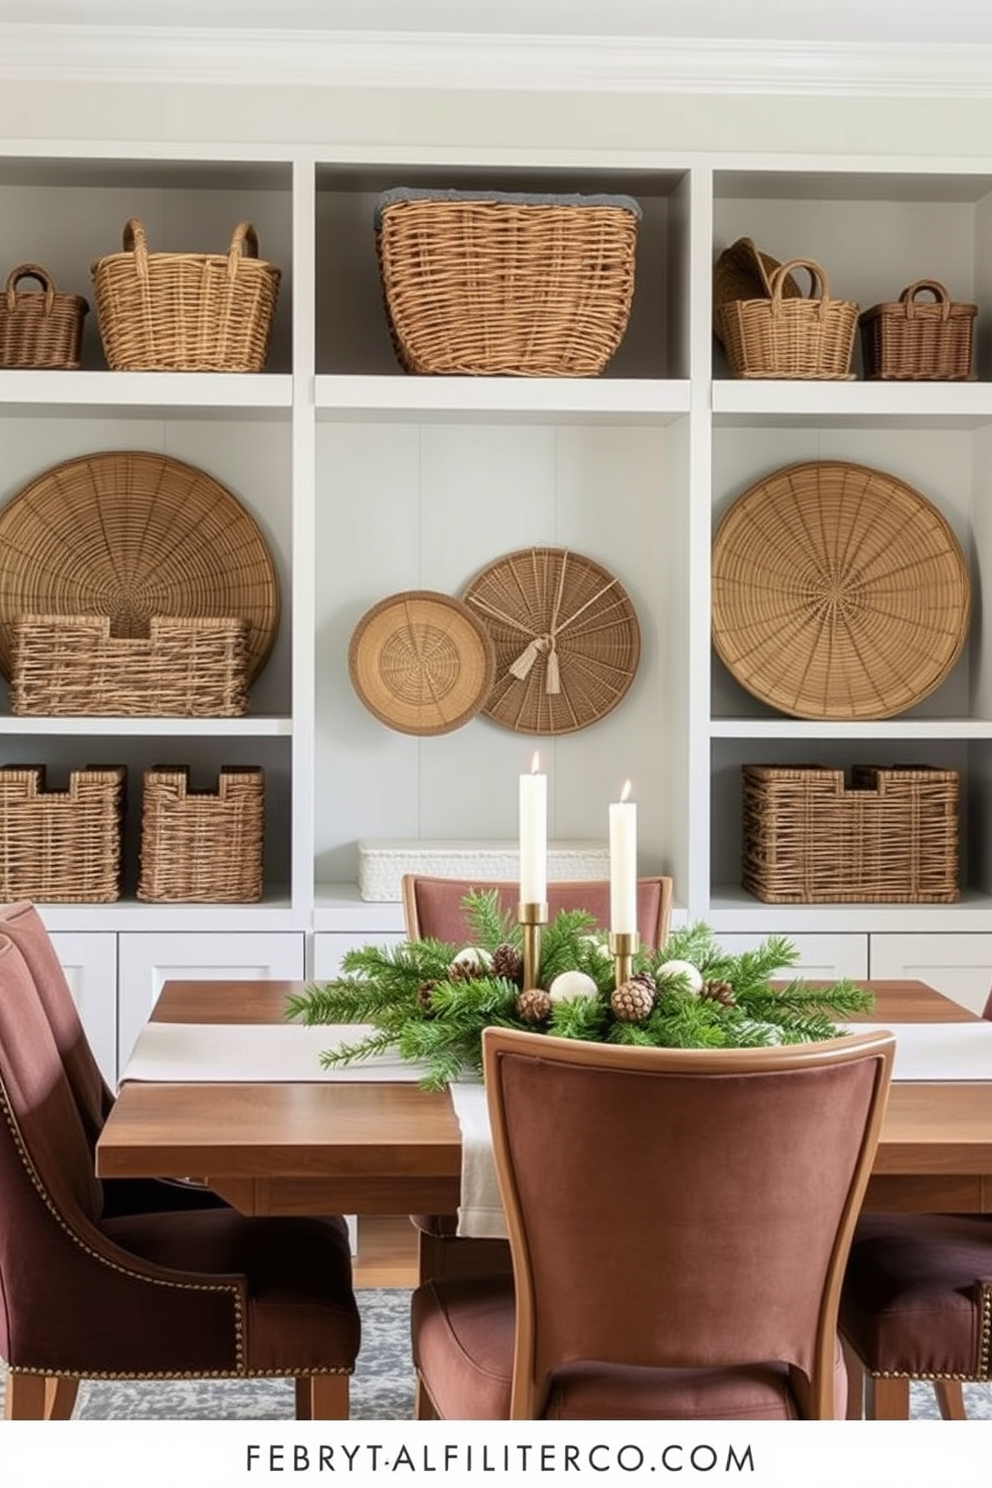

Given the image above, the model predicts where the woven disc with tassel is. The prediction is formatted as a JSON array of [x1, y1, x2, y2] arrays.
[[462, 546, 640, 735]]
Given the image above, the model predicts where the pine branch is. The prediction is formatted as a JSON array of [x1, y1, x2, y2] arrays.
[[462, 889, 520, 952]]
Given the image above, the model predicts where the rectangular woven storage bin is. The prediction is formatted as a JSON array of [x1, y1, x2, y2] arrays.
[[374, 187, 641, 376], [91, 219, 280, 372], [10, 614, 249, 717], [859, 280, 977, 381], [0, 263, 88, 369], [741, 765, 960, 904], [717, 257, 859, 380], [138, 766, 264, 903], [0, 765, 125, 902]]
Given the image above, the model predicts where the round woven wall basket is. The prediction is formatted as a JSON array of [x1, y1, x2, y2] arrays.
[[711, 460, 971, 720], [0, 450, 279, 682], [462, 547, 640, 735], [348, 590, 497, 736]]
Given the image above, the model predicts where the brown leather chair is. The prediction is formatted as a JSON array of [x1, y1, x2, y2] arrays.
[[411, 1024, 894, 1420], [0, 931, 361, 1420], [401, 874, 674, 1285], [840, 983, 992, 1420], [0, 900, 223, 1217]]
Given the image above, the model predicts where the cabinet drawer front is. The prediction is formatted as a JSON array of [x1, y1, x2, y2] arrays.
[[715, 933, 869, 981], [870, 935, 992, 1017]]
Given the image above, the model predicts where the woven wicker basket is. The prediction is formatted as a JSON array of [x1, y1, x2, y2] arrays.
[[717, 258, 859, 379], [712, 237, 801, 348], [10, 615, 249, 717], [91, 219, 280, 372], [0, 263, 88, 369], [859, 280, 977, 381], [374, 187, 641, 376], [741, 764, 960, 904], [137, 766, 264, 903], [0, 764, 126, 903]]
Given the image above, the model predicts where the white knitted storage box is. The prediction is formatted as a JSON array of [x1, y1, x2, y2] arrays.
[[357, 839, 611, 903]]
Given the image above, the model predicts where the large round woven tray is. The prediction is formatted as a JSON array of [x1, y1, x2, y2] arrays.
[[462, 547, 640, 735], [712, 460, 971, 720], [0, 451, 279, 683], [349, 590, 497, 736]]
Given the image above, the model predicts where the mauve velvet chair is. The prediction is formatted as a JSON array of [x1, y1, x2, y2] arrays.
[[411, 1024, 894, 1420], [0, 899, 222, 1217], [839, 983, 992, 1420], [400, 873, 674, 1287], [0, 931, 361, 1420]]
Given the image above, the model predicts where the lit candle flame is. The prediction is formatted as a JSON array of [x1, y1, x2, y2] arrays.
[[620, 779, 632, 803], [531, 752, 541, 775]]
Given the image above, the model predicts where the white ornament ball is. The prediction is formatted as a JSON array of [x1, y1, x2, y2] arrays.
[[548, 969, 599, 1003], [452, 946, 492, 971], [655, 958, 704, 993]]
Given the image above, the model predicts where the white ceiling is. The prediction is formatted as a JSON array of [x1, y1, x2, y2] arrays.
[[5, 0, 992, 45]]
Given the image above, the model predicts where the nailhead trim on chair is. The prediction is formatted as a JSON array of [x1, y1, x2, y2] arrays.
[[868, 1280, 991, 1383]]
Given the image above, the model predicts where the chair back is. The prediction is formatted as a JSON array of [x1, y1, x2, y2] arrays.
[[0, 900, 111, 1147], [482, 1025, 894, 1419], [402, 875, 673, 951]]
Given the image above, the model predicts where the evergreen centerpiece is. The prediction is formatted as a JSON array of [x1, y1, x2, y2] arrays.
[[287, 891, 874, 1091]]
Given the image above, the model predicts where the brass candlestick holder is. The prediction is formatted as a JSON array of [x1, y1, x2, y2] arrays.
[[518, 901, 549, 990], [609, 930, 640, 990]]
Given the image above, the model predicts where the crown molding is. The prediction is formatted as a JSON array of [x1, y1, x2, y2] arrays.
[[1, 25, 991, 97]]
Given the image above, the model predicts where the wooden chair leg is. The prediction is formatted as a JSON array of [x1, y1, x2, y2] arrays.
[[935, 1380, 967, 1420], [841, 1338, 866, 1419], [43, 1377, 79, 1419], [295, 1377, 313, 1420], [864, 1375, 911, 1420], [304, 1373, 350, 1420], [5, 1373, 49, 1420], [415, 1374, 438, 1420]]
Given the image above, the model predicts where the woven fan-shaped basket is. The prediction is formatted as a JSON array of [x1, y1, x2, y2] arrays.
[[349, 590, 497, 736], [712, 461, 971, 720], [462, 547, 640, 735], [0, 451, 279, 683]]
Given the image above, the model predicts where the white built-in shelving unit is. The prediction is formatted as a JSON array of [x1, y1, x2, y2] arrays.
[[4, 142, 992, 1069]]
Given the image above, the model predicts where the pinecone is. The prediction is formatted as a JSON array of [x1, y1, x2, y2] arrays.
[[417, 980, 436, 1013], [447, 955, 488, 982], [701, 978, 736, 1007], [515, 988, 552, 1024], [630, 970, 658, 995], [490, 943, 524, 985], [611, 978, 656, 1022]]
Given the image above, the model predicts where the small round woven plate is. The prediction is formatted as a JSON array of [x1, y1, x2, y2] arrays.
[[462, 547, 640, 735], [712, 460, 971, 720], [348, 590, 497, 736], [0, 450, 279, 682]]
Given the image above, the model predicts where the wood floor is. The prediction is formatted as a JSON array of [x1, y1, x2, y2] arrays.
[[353, 1214, 419, 1289]]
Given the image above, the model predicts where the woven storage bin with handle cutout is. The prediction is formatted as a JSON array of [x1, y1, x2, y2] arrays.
[[0, 764, 125, 903], [718, 258, 859, 379], [0, 263, 88, 369], [10, 615, 249, 717], [138, 766, 264, 903], [374, 187, 641, 376], [91, 219, 280, 371], [859, 280, 977, 381], [741, 764, 959, 904]]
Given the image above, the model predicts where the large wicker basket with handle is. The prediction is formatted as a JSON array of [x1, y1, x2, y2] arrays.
[[374, 187, 641, 376], [741, 764, 959, 904], [91, 219, 280, 371], [0, 263, 88, 369], [717, 258, 859, 379], [859, 280, 977, 381], [137, 765, 264, 903], [0, 764, 126, 903]]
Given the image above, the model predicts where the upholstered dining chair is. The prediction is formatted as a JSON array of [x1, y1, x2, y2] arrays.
[[0, 899, 222, 1217], [400, 873, 674, 1285], [0, 931, 361, 1420], [411, 1024, 895, 1420], [839, 982, 992, 1421]]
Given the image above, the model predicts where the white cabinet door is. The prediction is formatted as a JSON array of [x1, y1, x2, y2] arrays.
[[714, 934, 870, 981], [48, 931, 118, 1087], [117, 932, 305, 1074], [870, 935, 992, 1017], [311, 932, 406, 981]]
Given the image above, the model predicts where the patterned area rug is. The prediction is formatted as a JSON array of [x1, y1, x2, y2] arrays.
[[1, 1287, 990, 1419]]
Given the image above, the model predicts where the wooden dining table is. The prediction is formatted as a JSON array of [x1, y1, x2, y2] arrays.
[[95, 978, 992, 1228]]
